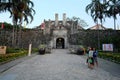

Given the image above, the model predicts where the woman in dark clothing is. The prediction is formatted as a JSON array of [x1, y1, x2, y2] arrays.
[[93, 48, 98, 67]]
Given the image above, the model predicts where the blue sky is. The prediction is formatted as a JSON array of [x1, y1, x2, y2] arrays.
[[0, 0, 120, 29]]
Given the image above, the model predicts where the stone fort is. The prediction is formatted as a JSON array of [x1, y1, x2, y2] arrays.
[[39, 13, 82, 49]]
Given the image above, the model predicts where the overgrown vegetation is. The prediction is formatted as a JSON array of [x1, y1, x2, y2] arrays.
[[0, 48, 39, 64], [98, 52, 120, 64], [0, 22, 30, 30], [0, 50, 27, 64], [69, 30, 120, 52]]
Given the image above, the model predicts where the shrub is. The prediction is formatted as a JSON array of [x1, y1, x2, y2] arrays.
[[98, 52, 120, 64], [6, 48, 24, 54], [32, 48, 39, 53], [0, 50, 27, 64]]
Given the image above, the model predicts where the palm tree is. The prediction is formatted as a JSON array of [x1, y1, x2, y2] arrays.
[[86, 0, 106, 50], [0, 0, 35, 47], [0, 0, 35, 24], [12, 0, 35, 48], [86, 0, 106, 25], [106, 0, 120, 30], [86, 0, 120, 30]]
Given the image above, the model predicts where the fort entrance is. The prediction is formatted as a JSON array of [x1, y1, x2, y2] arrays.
[[56, 37, 64, 49], [51, 29, 68, 49], [43, 13, 70, 49]]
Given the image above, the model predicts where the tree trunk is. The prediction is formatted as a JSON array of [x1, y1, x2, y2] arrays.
[[12, 25, 15, 47], [114, 17, 116, 30], [18, 23, 22, 48], [97, 20, 100, 50]]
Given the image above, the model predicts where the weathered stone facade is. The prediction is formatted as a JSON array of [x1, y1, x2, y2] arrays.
[[0, 14, 120, 52], [39, 13, 81, 49], [0, 28, 120, 52], [52, 28, 68, 48]]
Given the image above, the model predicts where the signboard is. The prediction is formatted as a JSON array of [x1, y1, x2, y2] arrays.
[[102, 44, 113, 51], [0, 46, 7, 54]]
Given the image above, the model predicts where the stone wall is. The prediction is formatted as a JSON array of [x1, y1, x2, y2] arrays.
[[69, 30, 120, 51], [0, 29, 120, 51], [0, 29, 51, 49]]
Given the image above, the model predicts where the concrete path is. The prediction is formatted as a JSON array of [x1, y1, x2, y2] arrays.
[[0, 49, 120, 80]]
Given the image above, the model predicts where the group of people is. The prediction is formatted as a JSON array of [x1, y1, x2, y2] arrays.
[[86, 47, 98, 69]]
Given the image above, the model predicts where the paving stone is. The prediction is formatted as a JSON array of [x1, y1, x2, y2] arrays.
[[0, 49, 119, 80]]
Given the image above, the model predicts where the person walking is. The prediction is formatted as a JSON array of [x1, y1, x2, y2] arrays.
[[93, 48, 98, 67], [88, 47, 94, 69], [86, 47, 90, 63]]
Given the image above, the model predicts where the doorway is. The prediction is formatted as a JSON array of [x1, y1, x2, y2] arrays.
[[56, 38, 64, 49]]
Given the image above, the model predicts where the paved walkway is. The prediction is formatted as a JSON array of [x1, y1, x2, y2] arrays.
[[0, 49, 120, 80]]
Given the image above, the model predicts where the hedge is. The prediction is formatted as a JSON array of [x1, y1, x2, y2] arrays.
[[98, 52, 120, 64], [0, 50, 27, 64], [0, 47, 39, 64]]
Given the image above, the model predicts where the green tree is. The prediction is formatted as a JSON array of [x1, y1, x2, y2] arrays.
[[0, 0, 35, 24], [67, 16, 88, 28], [0, 22, 16, 30], [86, 0, 106, 25], [86, 0, 106, 50], [0, 0, 35, 47], [106, 0, 120, 30], [86, 0, 120, 30]]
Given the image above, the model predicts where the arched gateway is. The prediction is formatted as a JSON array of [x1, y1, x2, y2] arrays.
[[50, 26, 68, 49], [56, 37, 64, 49], [43, 13, 75, 49]]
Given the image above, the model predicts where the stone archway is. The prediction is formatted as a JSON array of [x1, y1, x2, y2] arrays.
[[56, 38, 65, 49]]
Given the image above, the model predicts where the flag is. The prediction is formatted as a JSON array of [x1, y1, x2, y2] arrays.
[[1, 23, 4, 29], [41, 23, 45, 29]]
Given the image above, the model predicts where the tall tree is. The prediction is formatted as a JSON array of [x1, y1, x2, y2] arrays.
[[85, 0, 106, 50], [86, 0, 106, 25], [106, 0, 120, 30], [0, 0, 35, 24], [0, 0, 35, 47], [86, 0, 120, 30]]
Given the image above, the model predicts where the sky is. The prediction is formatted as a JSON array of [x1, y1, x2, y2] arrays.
[[0, 0, 120, 29]]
